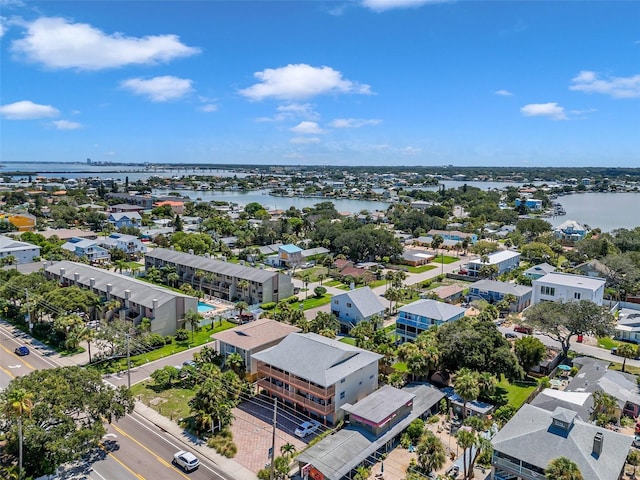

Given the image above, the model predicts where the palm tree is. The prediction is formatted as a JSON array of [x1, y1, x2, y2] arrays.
[[184, 310, 201, 342], [617, 343, 638, 373], [416, 430, 446, 474], [302, 273, 311, 300], [317, 273, 326, 286], [235, 301, 249, 318], [225, 352, 245, 376], [203, 272, 215, 298], [5, 387, 34, 478], [167, 272, 180, 288], [455, 369, 480, 419], [591, 390, 618, 424], [545, 456, 583, 480], [456, 428, 476, 480], [193, 269, 205, 290], [237, 279, 250, 302], [280, 442, 296, 460]]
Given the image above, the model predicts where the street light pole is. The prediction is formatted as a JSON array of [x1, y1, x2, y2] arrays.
[[269, 397, 277, 480]]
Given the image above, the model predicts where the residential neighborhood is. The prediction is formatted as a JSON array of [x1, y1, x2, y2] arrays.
[[0, 166, 639, 480]]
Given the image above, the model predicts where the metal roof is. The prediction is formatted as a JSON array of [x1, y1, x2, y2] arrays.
[[332, 287, 385, 320], [146, 248, 282, 283], [470, 279, 532, 298], [534, 272, 606, 290], [399, 298, 466, 321], [252, 333, 381, 387], [45, 260, 193, 309]]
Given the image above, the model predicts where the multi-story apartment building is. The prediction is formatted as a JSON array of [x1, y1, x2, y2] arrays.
[[253, 333, 382, 424], [145, 248, 294, 304], [61, 237, 110, 263], [45, 261, 197, 336]]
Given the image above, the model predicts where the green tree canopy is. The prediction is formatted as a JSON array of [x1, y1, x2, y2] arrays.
[[524, 300, 615, 357], [513, 336, 547, 373], [0, 367, 134, 478]]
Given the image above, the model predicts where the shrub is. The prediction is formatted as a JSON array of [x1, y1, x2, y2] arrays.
[[175, 329, 189, 341], [164, 335, 174, 344], [285, 295, 299, 304], [314, 286, 327, 297], [147, 333, 166, 348], [406, 418, 424, 442], [261, 302, 276, 310]]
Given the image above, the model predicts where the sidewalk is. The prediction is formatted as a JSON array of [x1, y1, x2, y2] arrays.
[[134, 401, 258, 480]]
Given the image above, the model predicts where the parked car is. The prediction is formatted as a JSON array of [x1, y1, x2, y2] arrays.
[[14, 346, 30, 356], [504, 333, 518, 339], [172, 450, 199, 472], [513, 325, 533, 335], [294, 420, 322, 438]]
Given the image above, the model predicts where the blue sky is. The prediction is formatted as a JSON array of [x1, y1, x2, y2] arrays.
[[1, 0, 639, 167]]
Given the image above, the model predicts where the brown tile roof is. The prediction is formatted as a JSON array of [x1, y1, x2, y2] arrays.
[[212, 319, 300, 351]]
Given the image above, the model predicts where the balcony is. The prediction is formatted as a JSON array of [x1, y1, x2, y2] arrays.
[[257, 362, 335, 398], [257, 379, 333, 416], [493, 456, 547, 480]]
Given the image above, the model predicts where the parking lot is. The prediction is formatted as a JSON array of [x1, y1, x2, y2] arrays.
[[228, 394, 320, 473]]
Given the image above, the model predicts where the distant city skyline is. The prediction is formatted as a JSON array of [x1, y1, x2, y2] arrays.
[[1, 1, 639, 167]]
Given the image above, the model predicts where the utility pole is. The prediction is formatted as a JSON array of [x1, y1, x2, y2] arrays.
[[25, 288, 32, 333], [126, 334, 131, 389], [269, 397, 277, 480]]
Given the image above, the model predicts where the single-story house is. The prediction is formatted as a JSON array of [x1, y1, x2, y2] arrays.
[[402, 249, 435, 267]]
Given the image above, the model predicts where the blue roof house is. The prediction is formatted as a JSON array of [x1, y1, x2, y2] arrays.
[[396, 299, 466, 343]]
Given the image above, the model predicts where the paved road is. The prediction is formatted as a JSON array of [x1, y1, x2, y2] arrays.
[[0, 322, 247, 480]]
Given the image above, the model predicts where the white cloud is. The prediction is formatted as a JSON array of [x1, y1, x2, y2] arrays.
[[290, 136, 321, 144], [329, 118, 381, 128], [520, 102, 567, 120], [11, 16, 200, 70], [0, 100, 59, 119], [402, 146, 422, 155], [569, 70, 640, 99], [290, 121, 324, 134], [198, 104, 218, 112], [255, 103, 319, 122], [52, 119, 82, 130], [239, 64, 372, 101], [494, 89, 513, 96], [121, 76, 194, 102], [362, 0, 450, 12], [0, 17, 6, 38]]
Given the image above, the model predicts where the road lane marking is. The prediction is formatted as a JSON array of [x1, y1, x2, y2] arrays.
[[111, 425, 191, 480], [99, 443, 146, 480], [0, 364, 15, 379], [0, 344, 36, 370]]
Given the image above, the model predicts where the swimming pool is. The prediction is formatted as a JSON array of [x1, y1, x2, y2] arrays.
[[198, 302, 215, 313]]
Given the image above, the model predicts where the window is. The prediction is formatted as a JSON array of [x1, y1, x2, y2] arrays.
[[574, 292, 581, 300], [334, 300, 338, 305], [340, 391, 345, 400], [541, 286, 555, 296], [346, 302, 352, 308], [340, 378, 345, 383], [369, 375, 374, 379]]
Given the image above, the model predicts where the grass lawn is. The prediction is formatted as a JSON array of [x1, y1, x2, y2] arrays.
[[290, 294, 332, 311], [131, 381, 194, 420], [496, 376, 537, 408], [609, 361, 640, 375], [293, 266, 329, 282], [339, 337, 356, 346], [406, 265, 438, 274], [92, 320, 236, 374], [367, 279, 387, 288], [435, 255, 459, 264], [324, 280, 341, 287], [597, 337, 623, 350]]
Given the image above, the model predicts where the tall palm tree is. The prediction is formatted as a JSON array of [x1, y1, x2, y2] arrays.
[[5, 387, 34, 478], [545, 456, 583, 480], [456, 428, 476, 480], [455, 369, 480, 419], [237, 279, 250, 302], [184, 310, 201, 342]]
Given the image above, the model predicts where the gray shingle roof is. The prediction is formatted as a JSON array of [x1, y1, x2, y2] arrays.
[[333, 287, 385, 319], [146, 248, 281, 283], [470, 279, 532, 298], [45, 260, 193, 309], [252, 333, 381, 387], [491, 404, 631, 480], [523, 262, 557, 276], [341, 385, 415, 424], [398, 299, 466, 321]]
